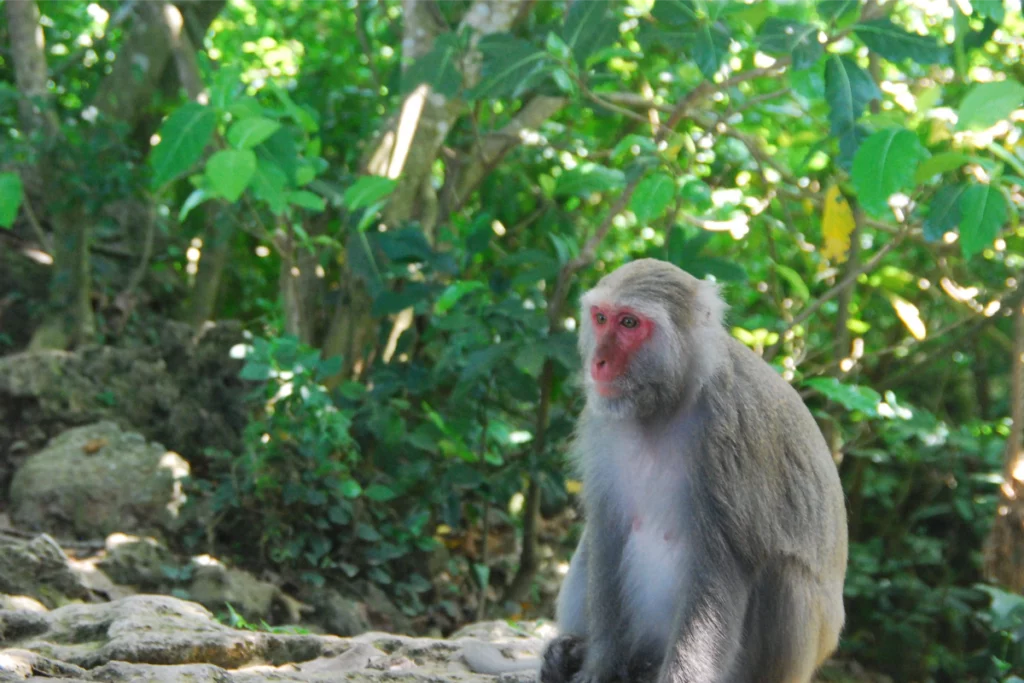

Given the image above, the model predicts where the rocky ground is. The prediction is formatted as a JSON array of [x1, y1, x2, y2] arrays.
[[0, 592, 544, 682]]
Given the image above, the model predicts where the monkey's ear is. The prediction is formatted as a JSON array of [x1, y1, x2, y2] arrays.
[[696, 279, 728, 327]]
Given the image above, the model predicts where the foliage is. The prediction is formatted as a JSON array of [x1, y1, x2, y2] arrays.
[[3, 0, 1024, 677]]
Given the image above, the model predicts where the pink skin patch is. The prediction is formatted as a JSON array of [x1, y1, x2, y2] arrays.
[[589, 304, 654, 397]]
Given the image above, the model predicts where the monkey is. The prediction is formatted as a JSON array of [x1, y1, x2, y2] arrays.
[[464, 258, 847, 683]]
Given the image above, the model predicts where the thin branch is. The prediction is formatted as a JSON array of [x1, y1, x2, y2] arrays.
[[21, 194, 52, 253]]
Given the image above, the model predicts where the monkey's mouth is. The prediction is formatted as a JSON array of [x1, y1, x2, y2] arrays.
[[594, 380, 620, 398]]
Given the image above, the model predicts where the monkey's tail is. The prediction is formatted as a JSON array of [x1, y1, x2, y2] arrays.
[[461, 640, 541, 675]]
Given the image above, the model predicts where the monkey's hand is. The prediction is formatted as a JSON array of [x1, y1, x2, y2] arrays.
[[540, 634, 586, 683]]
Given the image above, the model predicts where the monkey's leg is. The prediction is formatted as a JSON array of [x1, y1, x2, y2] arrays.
[[723, 558, 838, 683]]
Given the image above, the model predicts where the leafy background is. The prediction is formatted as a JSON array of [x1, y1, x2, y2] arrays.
[[2, 0, 1024, 679]]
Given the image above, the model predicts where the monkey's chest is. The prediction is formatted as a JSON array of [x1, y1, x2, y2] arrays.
[[619, 513, 687, 647]]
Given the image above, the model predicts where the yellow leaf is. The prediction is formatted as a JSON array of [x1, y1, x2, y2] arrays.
[[889, 294, 927, 341], [821, 185, 855, 263], [565, 479, 583, 495]]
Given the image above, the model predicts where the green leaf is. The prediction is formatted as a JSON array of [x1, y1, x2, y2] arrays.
[[205, 149, 257, 202], [851, 128, 926, 217], [630, 173, 675, 223], [854, 19, 948, 65], [686, 258, 747, 282], [554, 163, 626, 197], [923, 183, 966, 242], [651, 0, 700, 26], [957, 79, 1024, 131], [817, 0, 859, 22], [239, 361, 271, 381], [340, 480, 363, 499], [914, 151, 971, 183], [226, 117, 281, 149], [514, 345, 546, 378], [758, 18, 823, 71], [0, 172, 24, 229], [837, 125, 870, 172], [149, 102, 217, 189], [971, 0, 1005, 22], [692, 22, 731, 80], [562, 0, 618, 67], [371, 283, 432, 316], [402, 32, 462, 97], [773, 263, 811, 301], [251, 158, 289, 215], [287, 190, 326, 212], [824, 55, 880, 136], [364, 484, 398, 502], [178, 189, 211, 222], [343, 175, 397, 211], [435, 281, 486, 314], [803, 377, 882, 416], [472, 34, 552, 100], [959, 184, 1007, 258]]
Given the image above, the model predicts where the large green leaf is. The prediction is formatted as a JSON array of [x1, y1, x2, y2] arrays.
[[343, 175, 397, 211], [630, 173, 675, 224], [851, 128, 926, 217], [226, 117, 281, 149], [562, 0, 618, 67], [957, 79, 1024, 131], [959, 184, 1007, 258], [817, 0, 859, 22], [804, 377, 882, 416], [758, 18, 823, 71], [0, 172, 23, 229], [149, 102, 217, 189], [205, 149, 257, 202], [923, 183, 966, 242], [402, 32, 462, 97], [914, 151, 971, 183], [472, 34, 552, 100], [251, 157, 289, 215], [824, 55, 880, 136], [971, 0, 1006, 22], [692, 22, 731, 80], [855, 19, 948, 65], [651, 0, 700, 26], [554, 163, 626, 197]]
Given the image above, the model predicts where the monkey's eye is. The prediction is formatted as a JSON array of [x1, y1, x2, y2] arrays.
[[620, 315, 638, 329], [595, 312, 607, 325]]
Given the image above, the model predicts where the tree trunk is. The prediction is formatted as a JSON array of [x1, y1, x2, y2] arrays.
[[984, 301, 1024, 590], [6, 0, 57, 135], [188, 216, 233, 331]]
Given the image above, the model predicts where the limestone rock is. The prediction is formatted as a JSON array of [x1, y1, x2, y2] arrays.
[[0, 534, 91, 607], [0, 593, 545, 681], [9, 422, 189, 540]]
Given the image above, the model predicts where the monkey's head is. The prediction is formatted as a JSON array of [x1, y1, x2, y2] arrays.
[[577, 258, 727, 419]]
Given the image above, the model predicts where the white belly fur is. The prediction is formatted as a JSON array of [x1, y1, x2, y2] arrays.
[[604, 431, 690, 649], [621, 517, 686, 647]]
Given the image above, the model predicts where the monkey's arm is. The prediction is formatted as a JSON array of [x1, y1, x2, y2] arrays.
[[575, 510, 633, 683], [659, 547, 751, 683]]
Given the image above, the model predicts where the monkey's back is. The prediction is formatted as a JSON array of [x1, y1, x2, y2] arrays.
[[699, 333, 848, 584]]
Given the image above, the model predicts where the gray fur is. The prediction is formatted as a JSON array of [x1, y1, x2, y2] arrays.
[[546, 258, 847, 683]]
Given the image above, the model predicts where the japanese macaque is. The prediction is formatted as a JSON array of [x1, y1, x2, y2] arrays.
[[464, 259, 847, 683]]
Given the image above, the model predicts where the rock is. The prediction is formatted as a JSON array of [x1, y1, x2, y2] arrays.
[[0, 592, 546, 681], [0, 595, 47, 613], [187, 557, 307, 625], [0, 321, 248, 500], [0, 534, 91, 607], [304, 588, 371, 637], [9, 422, 190, 540], [95, 534, 176, 590]]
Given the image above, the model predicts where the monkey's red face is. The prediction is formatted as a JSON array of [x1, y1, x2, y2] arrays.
[[589, 304, 654, 397]]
